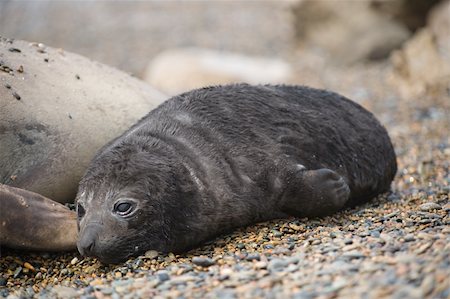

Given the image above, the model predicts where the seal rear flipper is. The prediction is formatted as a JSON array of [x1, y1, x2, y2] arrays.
[[280, 168, 350, 218], [0, 184, 78, 251]]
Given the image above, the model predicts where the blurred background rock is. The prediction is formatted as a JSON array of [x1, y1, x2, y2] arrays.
[[0, 1, 294, 77], [0, 0, 448, 99]]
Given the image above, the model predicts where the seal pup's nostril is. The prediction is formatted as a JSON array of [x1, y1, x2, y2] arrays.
[[77, 225, 99, 256], [85, 240, 96, 255], [77, 235, 96, 256]]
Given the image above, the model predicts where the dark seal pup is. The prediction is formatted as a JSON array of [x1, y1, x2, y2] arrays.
[[76, 84, 397, 263]]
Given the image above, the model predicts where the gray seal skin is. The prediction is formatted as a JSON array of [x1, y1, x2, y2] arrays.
[[76, 83, 397, 264], [0, 37, 166, 204]]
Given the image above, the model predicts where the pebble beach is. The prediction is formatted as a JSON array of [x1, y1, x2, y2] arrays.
[[1, 2, 449, 299]]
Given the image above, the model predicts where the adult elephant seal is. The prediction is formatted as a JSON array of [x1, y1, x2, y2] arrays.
[[0, 37, 167, 251], [76, 83, 397, 263]]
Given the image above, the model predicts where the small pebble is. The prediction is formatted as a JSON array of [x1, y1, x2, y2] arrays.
[[12, 91, 21, 100], [342, 251, 366, 260], [157, 271, 170, 282], [380, 233, 393, 243], [419, 202, 441, 211], [192, 257, 215, 267], [403, 234, 415, 242], [13, 266, 23, 278], [254, 261, 268, 269], [267, 258, 289, 272], [144, 250, 158, 259], [420, 276, 435, 296], [272, 230, 283, 237], [70, 257, 79, 265], [343, 239, 353, 245], [52, 286, 80, 298], [23, 262, 35, 271], [246, 253, 261, 261]]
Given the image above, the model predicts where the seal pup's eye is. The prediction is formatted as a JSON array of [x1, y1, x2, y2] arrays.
[[113, 200, 137, 217]]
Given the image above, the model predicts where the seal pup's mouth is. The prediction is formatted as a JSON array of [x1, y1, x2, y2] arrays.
[[77, 223, 150, 264]]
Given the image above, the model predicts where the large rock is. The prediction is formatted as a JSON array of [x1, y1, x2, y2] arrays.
[[0, 37, 167, 203], [291, 0, 411, 64], [371, 0, 442, 31], [428, 0, 450, 52], [389, 0, 450, 97], [144, 48, 294, 95]]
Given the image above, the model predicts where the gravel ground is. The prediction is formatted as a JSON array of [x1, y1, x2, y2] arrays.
[[0, 63, 449, 299]]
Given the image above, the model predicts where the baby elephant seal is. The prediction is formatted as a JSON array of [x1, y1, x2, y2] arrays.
[[76, 84, 397, 263]]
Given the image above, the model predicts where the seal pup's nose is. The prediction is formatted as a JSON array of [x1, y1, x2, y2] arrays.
[[77, 225, 99, 257]]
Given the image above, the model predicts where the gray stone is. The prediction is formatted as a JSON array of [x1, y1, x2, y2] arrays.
[[291, 0, 410, 64], [51, 286, 80, 299], [192, 257, 215, 267], [419, 202, 441, 211], [341, 251, 366, 260], [157, 271, 170, 282]]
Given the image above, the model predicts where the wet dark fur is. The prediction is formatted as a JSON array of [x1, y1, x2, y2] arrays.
[[76, 84, 397, 263]]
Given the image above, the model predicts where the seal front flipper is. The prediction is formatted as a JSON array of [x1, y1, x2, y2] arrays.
[[280, 168, 350, 218], [0, 184, 78, 251]]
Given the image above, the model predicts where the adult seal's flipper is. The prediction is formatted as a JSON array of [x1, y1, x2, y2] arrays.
[[0, 184, 77, 251]]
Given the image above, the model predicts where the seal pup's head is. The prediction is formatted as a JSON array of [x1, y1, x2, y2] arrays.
[[76, 139, 200, 264]]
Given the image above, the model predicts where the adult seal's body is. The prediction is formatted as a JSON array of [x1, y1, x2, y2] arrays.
[[0, 37, 166, 251], [76, 84, 397, 263]]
